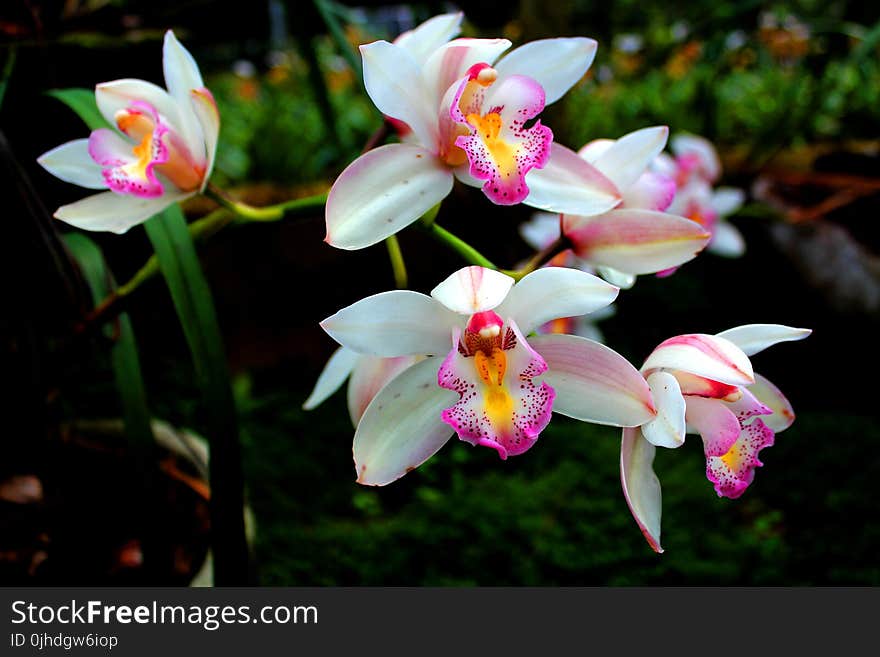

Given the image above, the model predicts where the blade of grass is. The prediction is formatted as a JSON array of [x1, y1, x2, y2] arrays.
[[46, 87, 112, 131], [0, 46, 16, 110], [143, 204, 250, 585], [63, 233, 153, 447]]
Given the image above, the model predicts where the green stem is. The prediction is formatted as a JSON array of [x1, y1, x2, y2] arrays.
[[204, 183, 326, 222], [385, 235, 408, 288], [78, 181, 327, 333], [77, 209, 235, 332], [421, 222, 497, 270], [503, 235, 572, 281]]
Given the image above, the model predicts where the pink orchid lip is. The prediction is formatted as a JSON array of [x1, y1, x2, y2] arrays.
[[88, 101, 170, 198], [449, 64, 553, 205], [439, 319, 555, 459], [705, 417, 775, 499], [88, 99, 204, 198]]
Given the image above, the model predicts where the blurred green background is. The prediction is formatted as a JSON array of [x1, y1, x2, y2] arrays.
[[1, 0, 878, 584]]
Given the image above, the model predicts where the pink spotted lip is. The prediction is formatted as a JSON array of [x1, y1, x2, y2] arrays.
[[88, 101, 171, 198], [450, 65, 553, 205], [705, 418, 775, 499], [438, 320, 555, 459]]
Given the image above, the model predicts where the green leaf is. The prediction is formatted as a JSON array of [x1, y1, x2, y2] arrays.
[[46, 87, 112, 131], [853, 19, 880, 62], [143, 204, 249, 584], [0, 46, 16, 111], [63, 233, 153, 447]]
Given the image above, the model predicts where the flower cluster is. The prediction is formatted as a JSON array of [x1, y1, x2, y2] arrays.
[[307, 14, 810, 550], [35, 14, 810, 553]]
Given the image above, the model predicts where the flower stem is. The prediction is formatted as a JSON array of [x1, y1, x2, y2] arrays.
[[204, 183, 327, 222], [421, 222, 497, 270], [76, 208, 235, 333], [385, 235, 408, 288], [502, 234, 572, 281], [78, 182, 326, 334]]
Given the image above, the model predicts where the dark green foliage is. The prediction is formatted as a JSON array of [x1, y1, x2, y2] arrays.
[[238, 381, 878, 585]]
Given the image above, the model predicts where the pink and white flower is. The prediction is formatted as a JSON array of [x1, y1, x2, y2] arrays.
[[302, 347, 420, 426], [620, 323, 810, 552], [655, 133, 746, 258], [325, 14, 626, 250], [520, 128, 711, 289], [320, 265, 657, 485], [37, 31, 219, 234]]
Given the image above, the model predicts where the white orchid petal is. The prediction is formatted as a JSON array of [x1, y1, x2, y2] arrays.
[[711, 187, 745, 216], [495, 267, 618, 336], [651, 152, 678, 178], [622, 171, 677, 212], [302, 347, 361, 411], [347, 355, 419, 426], [353, 358, 457, 486], [494, 37, 597, 105], [531, 334, 656, 427], [708, 221, 746, 257], [190, 88, 220, 188], [95, 79, 182, 136], [162, 30, 205, 158], [564, 209, 710, 275], [641, 371, 686, 448], [325, 144, 453, 250], [621, 427, 663, 553], [642, 333, 754, 386], [393, 12, 463, 66], [422, 37, 512, 107], [320, 290, 459, 357], [524, 143, 621, 216], [361, 40, 439, 148], [592, 126, 669, 191], [430, 266, 514, 314], [596, 266, 636, 289], [37, 139, 106, 190], [163, 30, 204, 100], [54, 190, 187, 234], [749, 373, 796, 432], [578, 138, 614, 163], [519, 212, 561, 250], [715, 324, 812, 357]]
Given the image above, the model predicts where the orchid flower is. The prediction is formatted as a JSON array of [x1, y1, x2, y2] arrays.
[[37, 31, 219, 234], [620, 324, 811, 552], [302, 347, 420, 426], [520, 127, 711, 289], [320, 265, 656, 485], [325, 15, 626, 250], [655, 133, 746, 258]]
